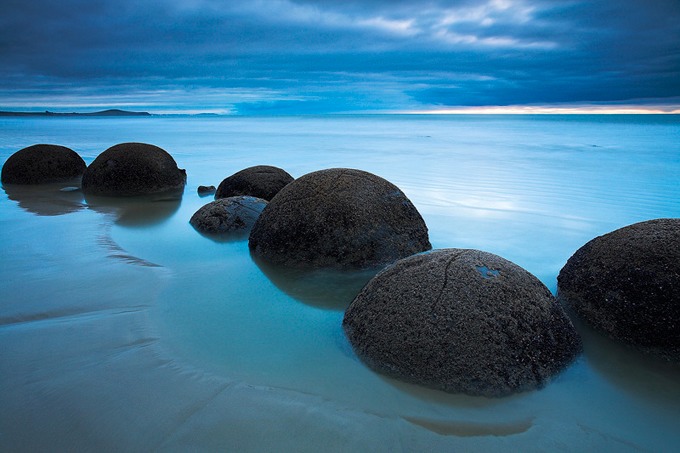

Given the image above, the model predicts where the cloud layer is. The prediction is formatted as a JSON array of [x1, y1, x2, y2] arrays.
[[1, 0, 678, 113]]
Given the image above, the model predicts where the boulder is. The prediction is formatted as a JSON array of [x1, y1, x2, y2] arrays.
[[197, 185, 216, 196], [81, 142, 186, 196], [190, 196, 267, 237], [1, 144, 86, 184], [249, 168, 431, 269], [558, 218, 680, 361], [343, 249, 582, 397], [215, 165, 293, 201]]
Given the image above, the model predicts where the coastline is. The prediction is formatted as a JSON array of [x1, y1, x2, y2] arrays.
[[0, 109, 150, 117], [1, 114, 679, 450]]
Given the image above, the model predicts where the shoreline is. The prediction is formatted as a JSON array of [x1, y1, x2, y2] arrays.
[[0, 109, 150, 117]]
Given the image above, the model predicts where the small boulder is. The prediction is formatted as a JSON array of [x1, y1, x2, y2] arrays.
[[82, 142, 186, 196], [1, 144, 86, 184], [215, 165, 293, 201], [190, 196, 267, 237], [558, 218, 680, 361], [249, 168, 432, 269], [197, 185, 216, 196], [343, 249, 582, 397]]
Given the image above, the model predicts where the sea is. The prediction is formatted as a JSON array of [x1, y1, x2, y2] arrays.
[[1, 114, 679, 451]]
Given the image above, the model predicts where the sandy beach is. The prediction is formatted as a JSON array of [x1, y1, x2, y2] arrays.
[[1, 114, 679, 451]]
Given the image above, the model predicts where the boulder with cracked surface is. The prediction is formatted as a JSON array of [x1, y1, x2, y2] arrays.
[[190, 195, 267, 237], [343, 248, 582, 397]]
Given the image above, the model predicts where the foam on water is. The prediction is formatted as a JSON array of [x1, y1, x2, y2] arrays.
[[1, 114, 679, 450]]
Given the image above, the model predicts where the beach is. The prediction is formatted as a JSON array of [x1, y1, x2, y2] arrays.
[[1, 114, 679, 450]]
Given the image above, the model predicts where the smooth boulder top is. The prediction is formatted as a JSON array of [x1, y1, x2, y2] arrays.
[[248, 168, 432, 270], [215, 165, 293, 201], [558, 218, 680, 361], [190, 196, 267, 236], [1, 144, 86, 184], [82, 142, 186, 197], [343, 249, 582, 397]]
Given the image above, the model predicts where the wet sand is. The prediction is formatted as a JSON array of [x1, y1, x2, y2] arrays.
[[2, 114, 679, 450]]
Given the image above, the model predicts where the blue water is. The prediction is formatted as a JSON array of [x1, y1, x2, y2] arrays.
[[1, 115, 679, 450]]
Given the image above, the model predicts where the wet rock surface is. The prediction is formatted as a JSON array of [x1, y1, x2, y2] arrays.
[[249, 168, 431, 269], [558, 218, 680, 361], [197, 185, 216, 196], [191, 196, 267, 237], [215, 165, 293, 201], [344, 248, 582, 397], [1, 144, 86, 184], [82, 142, 186, 197]]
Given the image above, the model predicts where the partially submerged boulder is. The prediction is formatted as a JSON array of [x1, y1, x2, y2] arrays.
[[343, 249, 582, 397], [216, 165, 293, 201], [558, 218, 680, 361], [249, 168, 431, 269], [1, 144, 86, 184], [197, 185, 216, 196], [82, 142, 186, 197], [190, 196, 267, 237]]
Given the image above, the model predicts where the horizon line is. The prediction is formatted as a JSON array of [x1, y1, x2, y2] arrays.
[[397, 105, 680, 115]]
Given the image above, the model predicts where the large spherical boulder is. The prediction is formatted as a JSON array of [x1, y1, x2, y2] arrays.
[[558, 218, 680, 361], [82, 143, 186, 196], [215, 165, 293, 201], [190, 196, 267, 237], [249, 168, 432, 269], [1, 144, 86, 184], [343, 249, 582, 397]]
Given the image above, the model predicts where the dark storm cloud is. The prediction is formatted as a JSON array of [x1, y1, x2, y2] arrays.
[[0, 0, 678, 112]]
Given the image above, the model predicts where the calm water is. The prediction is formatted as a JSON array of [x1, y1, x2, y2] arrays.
[[1, 115, 679, 451]]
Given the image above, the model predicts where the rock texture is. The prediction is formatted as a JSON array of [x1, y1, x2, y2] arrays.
[[558, 218, 680, 361], [81, 142, 186, 196], [343, 249, 582, 397], [1, 144, 86, 184], [197, 185, 216, 196], [216, 165, 293, 201], [249, 168, 431, 269], [190, 196, 267, 236]]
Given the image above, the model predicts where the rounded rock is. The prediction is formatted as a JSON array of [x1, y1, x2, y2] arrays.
[[1, 144, 86, 184], [215, 165, 293, 201], [190, 196, 267, 236], [248, 168, 432, 269], [82, 142, 186, 196], [558, 218, 680, 361], [197, 185, 216, 196], [343, 249, 582, 397]]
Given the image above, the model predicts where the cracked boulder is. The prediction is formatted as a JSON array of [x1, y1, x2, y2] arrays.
[[248, 168, 432, 269], [216, 165, 293, 201], [343, 249, 582, 397], [82, 142, 186, 197], [1, 144, 86, 184], [190, 195, 267, 237], [558, 218, 680, 361]]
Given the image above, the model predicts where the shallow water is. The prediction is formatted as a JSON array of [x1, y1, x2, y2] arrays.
[[1, 114, 679, 451]]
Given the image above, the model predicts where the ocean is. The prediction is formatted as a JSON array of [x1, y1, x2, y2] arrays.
[[1, 114, 679, 450]]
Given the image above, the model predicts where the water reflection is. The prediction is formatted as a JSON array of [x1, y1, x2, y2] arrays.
[[85, 190, 183, 227], [3, 180, 85, 216], [571, 313, 680, 408], [251, 252, 379, 310], [192, 228, 252, 243]]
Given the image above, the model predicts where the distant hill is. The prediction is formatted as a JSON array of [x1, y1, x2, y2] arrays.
[[0, 109, 151, 117]]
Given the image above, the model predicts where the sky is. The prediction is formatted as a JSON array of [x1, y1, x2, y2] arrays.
[[1, 0, 679, 114]]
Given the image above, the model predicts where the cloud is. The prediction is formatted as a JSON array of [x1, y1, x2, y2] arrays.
[[0, 0, 678, 112]]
